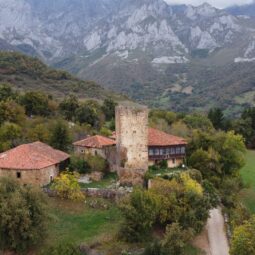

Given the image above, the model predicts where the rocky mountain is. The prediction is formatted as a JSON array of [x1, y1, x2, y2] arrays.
[[1, 0, 255, 114], [226, 1, 255, 17]]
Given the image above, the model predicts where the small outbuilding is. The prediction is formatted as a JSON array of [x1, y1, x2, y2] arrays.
[[0, 141, 70, 186], [73, 135, 116, 158]]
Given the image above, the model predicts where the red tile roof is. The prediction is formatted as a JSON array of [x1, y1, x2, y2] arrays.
[[148, 128, 187, 147], [73, 135, 116, 149], [111, 129, 187, 146], [0, 142, 70, 170]]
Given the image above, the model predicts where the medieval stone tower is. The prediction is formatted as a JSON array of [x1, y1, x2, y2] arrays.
[[115, 105, 149, 185]]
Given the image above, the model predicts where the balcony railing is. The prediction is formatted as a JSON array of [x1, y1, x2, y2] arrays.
[[149, 153, 185, 160]]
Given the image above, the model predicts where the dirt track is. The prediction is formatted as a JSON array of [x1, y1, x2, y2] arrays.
[[206, 208, 229, 255]]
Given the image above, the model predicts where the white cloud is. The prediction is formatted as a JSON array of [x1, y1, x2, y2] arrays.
[[164, 0, 253, 9]]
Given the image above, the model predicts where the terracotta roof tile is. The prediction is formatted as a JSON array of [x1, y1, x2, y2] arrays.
[[73, 135, 116, 149], [111, 129, 187, 146], [0, 142, 70, 170], [148, 128, 187, 146]]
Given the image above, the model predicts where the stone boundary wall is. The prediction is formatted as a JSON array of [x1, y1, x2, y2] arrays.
[[43, 187, 130, 200]]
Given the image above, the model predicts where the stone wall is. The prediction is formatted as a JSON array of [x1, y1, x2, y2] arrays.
[[0, 165, 58, 186], [115, 105, 149, 185], [74, 146, 106, 158]]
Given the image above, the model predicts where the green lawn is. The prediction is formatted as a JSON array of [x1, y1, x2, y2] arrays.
[[240, 150, 255, 212], [42, 197, 122, 251]]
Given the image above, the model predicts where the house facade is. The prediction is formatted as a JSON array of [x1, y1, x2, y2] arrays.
[[80, 129, 187, 171], [148, 128, 187, 168], [0, 142, 70, 186]]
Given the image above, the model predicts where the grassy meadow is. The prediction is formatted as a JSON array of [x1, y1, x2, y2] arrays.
[[40, 198, 122, 253], [240, 150, 255, 212]]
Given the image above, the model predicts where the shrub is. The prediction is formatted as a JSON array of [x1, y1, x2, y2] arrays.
[[0, 177, 49, 253], [69, 155, 91, 174], [51, 171, 85, 201], [41, 243, 85, 255], [161, 223, 194, 255], [230, 216, 255, 255], [119, 189, 159, 242], [86, 154, 108, 173]]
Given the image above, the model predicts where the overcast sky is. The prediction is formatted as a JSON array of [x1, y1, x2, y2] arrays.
[[164, 0, 253, 9]]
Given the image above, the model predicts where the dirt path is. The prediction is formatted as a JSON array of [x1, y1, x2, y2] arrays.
[[206, 208, 229, 255]]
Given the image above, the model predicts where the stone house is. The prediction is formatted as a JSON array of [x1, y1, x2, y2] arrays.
[[73, 135, 116, 157], [73, 135, 117, 167], [0, 141, 70, 186]]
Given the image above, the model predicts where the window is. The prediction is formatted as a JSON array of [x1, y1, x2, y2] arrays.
[[176, 147, 181, 154], [181, 147, 186, 154], [50, 176, 53, 182], [170, 148, 175, 155], [16, 172, 21, 179], [160, 149, 164, 155], [155, 148, 159, 155], [172, 158, 176, 164], [149, 149, 154, 156]]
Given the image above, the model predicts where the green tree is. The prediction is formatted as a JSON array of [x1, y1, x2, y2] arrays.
[[59, 95, 80, 121], [101, 98, 117, 121], [161, 223, 194, 255], [0, 122, 22, 151], [230, 216, 255, 255], [86, 154, 108, 173], [208, 108, 225, 130], [75, 101, 100, 128], [51, 172, 85, 201], [0, 177, 49, 253], [189, 148, 221, 179], [184, 113, 214, 131], [0, 100, 26, 125], [50, 120, 71, 151], [69, 155, 91, 174], [119, 188, 159, 242], [20, 91, 52, 116], [27, 123, 50, 143], [0, 83, 15, 101]]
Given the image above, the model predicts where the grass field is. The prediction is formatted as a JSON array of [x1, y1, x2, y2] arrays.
[[240, 150, 255, 212], [41, 198, 122, 252]]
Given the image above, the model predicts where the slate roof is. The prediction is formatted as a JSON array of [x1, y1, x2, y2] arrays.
[[0, 142, 70, 170]]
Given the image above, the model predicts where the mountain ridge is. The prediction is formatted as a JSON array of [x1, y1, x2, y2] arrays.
[[1, 0, 255, 115]]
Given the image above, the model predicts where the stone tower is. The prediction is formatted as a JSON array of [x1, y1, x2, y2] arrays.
[[115, 105, 149, 185]]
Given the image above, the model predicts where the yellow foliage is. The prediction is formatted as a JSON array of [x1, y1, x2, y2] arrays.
[[52, 171, 85, 201], [180, 173, 203, 195]]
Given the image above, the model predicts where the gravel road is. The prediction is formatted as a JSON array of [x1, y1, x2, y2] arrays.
[[206, 208, 229, 255]]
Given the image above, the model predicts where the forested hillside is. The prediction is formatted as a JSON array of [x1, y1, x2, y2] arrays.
[[0, 52, 125, 101]]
